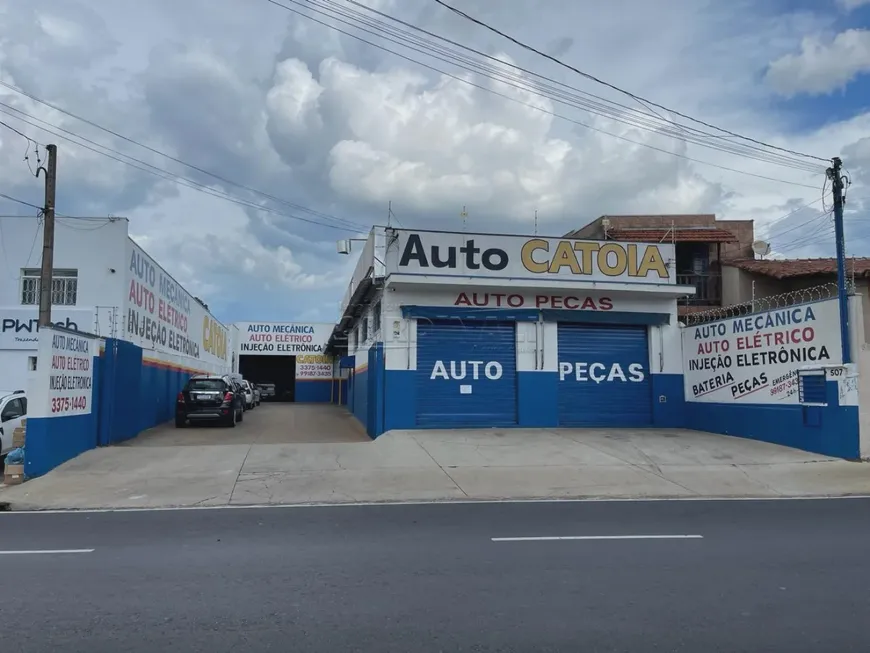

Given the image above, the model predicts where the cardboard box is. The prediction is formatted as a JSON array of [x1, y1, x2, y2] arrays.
[[12, 426, 25, 449], [4, 463, 24, 486]]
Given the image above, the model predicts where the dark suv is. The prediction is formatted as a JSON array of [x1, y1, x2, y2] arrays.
[[176, 375, 244, 428]]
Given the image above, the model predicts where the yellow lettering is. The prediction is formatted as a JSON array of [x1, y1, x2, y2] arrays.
[[637, 245, 669, 278], [202, 317, 227, 360], [627, 244, 638, 276], [521, 239, 549, 273], [597, 243, 627, 276], [548, 241, 581, 274], [573, 242, 599, 274]]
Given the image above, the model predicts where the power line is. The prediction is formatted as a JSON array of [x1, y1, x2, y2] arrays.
[[0, 103, 370, 233], [431, 0, 829, 165], [337, 0, 822, 174], [0, 192, 42, 211], [261, 0, 821, 189], [0, 80, 369, 233]]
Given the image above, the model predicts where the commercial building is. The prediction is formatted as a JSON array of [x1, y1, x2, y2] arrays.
[[326, 227, 697, 434], [230, 321, 338, 402], [0, 216, 232, 473], [566, 214, 755, 318]]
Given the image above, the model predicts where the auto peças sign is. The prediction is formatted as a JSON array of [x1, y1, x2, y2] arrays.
[[388, 230, 674, 283]]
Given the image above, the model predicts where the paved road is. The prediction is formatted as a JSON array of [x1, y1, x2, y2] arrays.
[[2, 499, 869, 652]]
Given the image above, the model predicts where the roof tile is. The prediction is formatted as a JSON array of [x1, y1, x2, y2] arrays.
[[606, 227, 737, 243], [723, 257, 870, 279]]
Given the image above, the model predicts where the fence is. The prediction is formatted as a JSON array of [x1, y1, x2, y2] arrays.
[[683, 283, 845, 326]]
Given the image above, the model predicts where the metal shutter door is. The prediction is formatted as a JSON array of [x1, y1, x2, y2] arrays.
[[416, 321, 518, 428], [557, 323, 653, 427]]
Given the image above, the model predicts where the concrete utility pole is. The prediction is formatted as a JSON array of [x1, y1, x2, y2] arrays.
[[828, 156, 851, 364], [37, 143, 57, 327]]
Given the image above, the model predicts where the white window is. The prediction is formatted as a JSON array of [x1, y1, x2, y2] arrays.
[[20, 268, 78, 306]]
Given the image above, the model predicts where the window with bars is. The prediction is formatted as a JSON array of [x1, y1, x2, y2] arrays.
[[20, 268, 78, 306]]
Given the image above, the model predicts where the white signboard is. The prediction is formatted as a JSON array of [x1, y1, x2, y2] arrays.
[[235, 322, 333, 356], [296, 354, 334, 380], [30, 328, 96, 418], [123, 241, 229, 365], [387, 229, 675, 283], [682, 299, 841, 404], [0, 308, 95, 350]]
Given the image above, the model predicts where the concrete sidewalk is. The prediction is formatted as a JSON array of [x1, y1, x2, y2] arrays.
[[2, 428, 869, 510]]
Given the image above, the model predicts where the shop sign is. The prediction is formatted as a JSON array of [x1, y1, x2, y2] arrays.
[[236, 322, 333, 356], [28, 327, 96, 418], [682, 299, 841, 404], [124, 242, 229, 364], [0, 308, 94, 350], [388, 230, 674, 283]]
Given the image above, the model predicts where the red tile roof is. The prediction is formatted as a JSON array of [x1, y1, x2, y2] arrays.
[[723, 257, 870, 279], [606, 227, 737, 243]]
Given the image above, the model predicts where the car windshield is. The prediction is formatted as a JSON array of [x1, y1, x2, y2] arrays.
[[188, 379, 226, 391]]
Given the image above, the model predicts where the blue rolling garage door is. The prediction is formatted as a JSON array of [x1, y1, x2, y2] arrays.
[[416, 320, 517, 428], [557, 323, 653, 427]]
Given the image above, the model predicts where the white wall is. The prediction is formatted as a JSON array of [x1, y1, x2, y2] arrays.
[[381, 284, 681, 374], [1, 217, 129, 391]]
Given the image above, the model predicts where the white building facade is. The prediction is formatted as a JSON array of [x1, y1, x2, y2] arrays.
[[0, 216, 231, 393], [327, 227, 695, 435]]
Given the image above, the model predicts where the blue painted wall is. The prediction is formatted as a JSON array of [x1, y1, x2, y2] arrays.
[[295, 380, 333, 403], [685, 379, 859, 459], [352, 364, 369, 429]]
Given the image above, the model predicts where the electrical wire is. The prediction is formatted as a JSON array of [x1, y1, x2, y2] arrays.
[[0, 192, 42, 211], [431, 0, 828, 164], [261, 0, 822, 189], [0, 104, 370, 233], [0, 81, 369, 233], [336, 0, 823, 174]]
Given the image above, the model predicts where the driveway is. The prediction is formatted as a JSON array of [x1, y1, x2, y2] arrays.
[[2, 425, 869, 509]]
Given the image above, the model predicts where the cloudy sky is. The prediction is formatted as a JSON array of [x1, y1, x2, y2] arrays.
[[1, 0, 869, 325]]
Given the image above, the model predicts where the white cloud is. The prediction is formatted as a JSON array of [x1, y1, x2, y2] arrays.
[[766, 29, 870, 97], [1, 0, 870, 322], [838, 0, 870, 11]]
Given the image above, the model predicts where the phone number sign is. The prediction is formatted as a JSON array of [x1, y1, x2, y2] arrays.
[[47, 332, 94, 417], [296, 354, 333, 380]]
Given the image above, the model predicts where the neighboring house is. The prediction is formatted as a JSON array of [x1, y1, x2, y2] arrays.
[[721, 258, 870, 342], [565, 214, 755, 318]]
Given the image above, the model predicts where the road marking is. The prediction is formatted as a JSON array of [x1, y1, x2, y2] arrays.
[[1, 495, 869, 515], [0, 549, 94, 555], [491, 535, 703, 542]]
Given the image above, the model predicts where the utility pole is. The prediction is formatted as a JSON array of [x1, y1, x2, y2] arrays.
[[828, 156, 851, 364], [37, 144, 57, 327]]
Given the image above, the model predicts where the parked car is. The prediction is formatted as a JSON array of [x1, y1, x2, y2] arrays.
[[241, 380, 256, 410], [176, 375, 244, 428], [258, 383, 276, 401], [0, 390, 26, 455]]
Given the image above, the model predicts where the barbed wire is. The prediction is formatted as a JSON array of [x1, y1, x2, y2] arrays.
[[683, 282, 847, 327]]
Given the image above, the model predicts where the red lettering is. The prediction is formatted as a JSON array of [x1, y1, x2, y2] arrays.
[[455, 292, 471, 306], [580, 297, 596, 310], [550, 295, 564, 309], [599, 297, 613, 310], [535, 295, 548, 308], [507, 294, 524, 307], [562, 296, 578, 309]]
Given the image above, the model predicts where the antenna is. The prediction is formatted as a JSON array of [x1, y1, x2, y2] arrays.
[[387, 200, 392, 228], [460, 205, 468, 231], [751, 240, 771, 259], [534, 209, 538, 235]]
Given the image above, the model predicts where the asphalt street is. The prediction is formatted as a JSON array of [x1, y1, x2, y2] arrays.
[[2, 498, 870, 652]]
